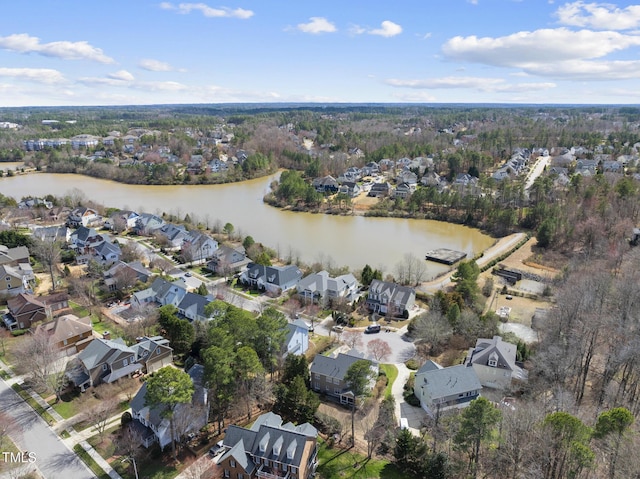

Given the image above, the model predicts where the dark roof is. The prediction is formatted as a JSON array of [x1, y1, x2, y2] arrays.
[[310, 351, 369, 382]]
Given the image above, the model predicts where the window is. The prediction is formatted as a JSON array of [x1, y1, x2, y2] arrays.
[[238, 475, 243, 479], [488, 359, 498, 367], [223, 470, 229, 478], [102, 364, 108, 371], [123, 358, 128, 366], [230, 460, 236, 468]]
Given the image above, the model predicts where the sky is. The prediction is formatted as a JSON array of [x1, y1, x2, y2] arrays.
[[2, 1, 640, 106]]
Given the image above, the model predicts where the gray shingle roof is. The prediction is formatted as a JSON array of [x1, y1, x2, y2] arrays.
[[310, 351, 369, 382], [78, 338, 134, 370], [416, 364, 481, 401]]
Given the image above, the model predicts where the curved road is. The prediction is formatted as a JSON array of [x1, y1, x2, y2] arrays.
[[0, 379, 94, 479]]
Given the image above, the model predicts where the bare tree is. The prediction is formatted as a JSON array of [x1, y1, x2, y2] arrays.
[[32, 239, 62, 291], [150, 256, 174, 275], [172, 402, 208, 447], [83, 397, 119, 441], [14, 329, 64, 393], [367, 338, 392, 362], [342, 330, 363, 350], [183, 459, 215, 479], [360, 403, 382, 459]]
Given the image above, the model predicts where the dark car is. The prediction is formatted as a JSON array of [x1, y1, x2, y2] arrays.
[[365, 324, 381, 334]]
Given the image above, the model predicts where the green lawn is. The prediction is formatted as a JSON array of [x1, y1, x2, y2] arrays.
[[69, 301, 90, 317], [73, 444, 110, 479], [379, 364, 398, 400], [50, 398, 78, 419], [317, 440, 409, 479]]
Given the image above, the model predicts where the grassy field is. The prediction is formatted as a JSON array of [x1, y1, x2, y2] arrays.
[[317, 440, 409, 479]]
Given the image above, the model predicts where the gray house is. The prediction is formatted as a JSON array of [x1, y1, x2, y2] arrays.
[[366, 279, 415, 317], [414, 361, 482, 416], [67, 338, 139, 391], [296, 270, 359, 305], [177, 292, 212, 321], [131, 336, 174, 374], [207, 244, 250, 276], [464, 336, 528, 389], [240, 263, 303, 295], [130, 364, 208, 449], [310, 350, 377, 405]]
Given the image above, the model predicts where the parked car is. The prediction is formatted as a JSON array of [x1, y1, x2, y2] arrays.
[[365, 323, 381, 334], [332, 325, 344, 333], [209, 440, 223, 457]]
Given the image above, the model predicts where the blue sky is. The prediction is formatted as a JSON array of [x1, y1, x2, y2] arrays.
[[2, 1, 640, 106]]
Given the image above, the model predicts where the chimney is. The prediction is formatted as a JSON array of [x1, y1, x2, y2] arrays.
[[103, 331, 111, 340]]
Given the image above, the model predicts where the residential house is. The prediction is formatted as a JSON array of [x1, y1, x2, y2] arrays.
[[368, 182, 392, 198], [550, 152, 575, 168], [421, 172, 447, 190], [181, 231, 218, 262], [338, 182, 361, 197], [156, 223, 189, 249], [414, 360, 482, 416], [18, 197, 53, 210], [156, 278, 188, 307], [218, 411, 318, 479], [69, 226, 104, 253], [0, 264, 32, 297], [35, 314, 93, 355], [2, 293, 47, 330], [66, 338, 139, 391], [131, 336, 173, 374], [0, 245, 30, 267], [576, 159, 599, 175], [32, 225, 71, 243], [67, 207, 101, 228], [312, 175, 339, 193], [452, 174, 482, 196], [103, 261, 152, 292], [240, 263, 303, 295], [378, 158, 395, 171], [395, 157, 412, 169], [310, 350, 378, 405], [365, 279, 415, 317], [396, 170, 418, 187], [104, 210, 140, 231], [603, 160, 623, 173], [296, 271, 359, 305], [284, 319, 309, 357], [464, 336, 528, 389], [177, 292, 211, 321], [207, 245, 250, 276], [133, 213, 165, 236], [361, 161, 379, 176], [130, 364, 208, 449], [393, 182, 413, 200], [92, 240, 122, 266]]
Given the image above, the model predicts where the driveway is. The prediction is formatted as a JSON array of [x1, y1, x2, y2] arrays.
[[0, 379, 94, 479], [392, 363, 428, 436]]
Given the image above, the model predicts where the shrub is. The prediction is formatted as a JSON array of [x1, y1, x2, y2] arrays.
[[121, 411, 132, 426], [11, 329, 27, 337], [405, 358, 420, 370], [314, 411, 343, 436]]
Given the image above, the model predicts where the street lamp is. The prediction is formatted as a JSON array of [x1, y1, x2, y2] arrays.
[[122, 456, 139, 479]]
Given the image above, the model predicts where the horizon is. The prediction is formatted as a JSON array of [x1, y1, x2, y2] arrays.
[[3, 1, 640, 107]]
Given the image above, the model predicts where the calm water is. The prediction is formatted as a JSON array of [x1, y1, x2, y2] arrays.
[[0, 172, 494, 278]]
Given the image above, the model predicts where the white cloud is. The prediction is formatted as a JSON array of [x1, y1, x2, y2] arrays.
[[392, 91, 437, 102], [297, 17, 337, 34], [0, 67, 66, 84], [0, 33, 114, 63], [133, 81, 187, 91], [348, 24, 366, 35], [369, 21, 402, 37], [108, 70, 135, 81], [385, 76, 556, 93], [139, 59, 175, 72], [556, 2, 640, 30], [443, 28, 640, 65], [160, 2, 253, 19]]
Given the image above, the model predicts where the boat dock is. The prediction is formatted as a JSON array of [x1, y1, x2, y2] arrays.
[[425, 248, 467, 265]]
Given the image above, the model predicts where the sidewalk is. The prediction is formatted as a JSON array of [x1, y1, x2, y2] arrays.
[[0, 357, 123, 479]]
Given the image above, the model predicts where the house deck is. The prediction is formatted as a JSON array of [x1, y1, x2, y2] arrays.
[[425, 248, 467, 265]]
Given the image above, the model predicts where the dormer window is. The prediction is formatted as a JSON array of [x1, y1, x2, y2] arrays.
[[488, 352, 499, 368]]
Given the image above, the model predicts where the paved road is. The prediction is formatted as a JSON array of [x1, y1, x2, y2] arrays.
[[0, 379, 94, 479]]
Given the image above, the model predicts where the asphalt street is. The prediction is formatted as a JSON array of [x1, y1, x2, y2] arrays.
[[0, 379, 94, 479]]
